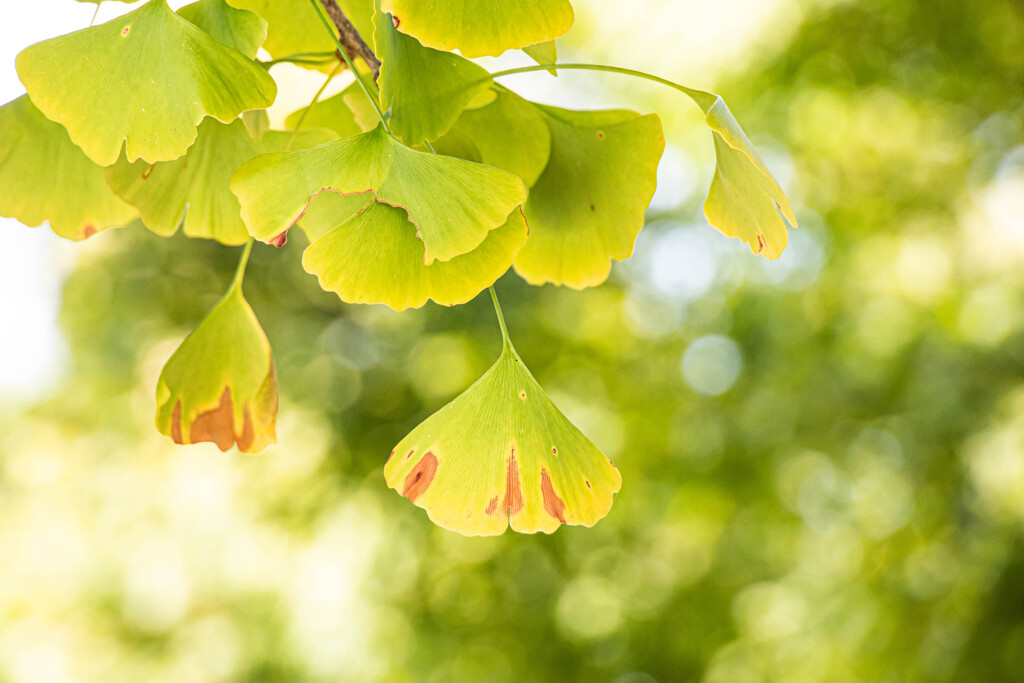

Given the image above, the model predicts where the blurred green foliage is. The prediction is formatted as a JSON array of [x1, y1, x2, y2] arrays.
[[2, 0, 1024, 681]]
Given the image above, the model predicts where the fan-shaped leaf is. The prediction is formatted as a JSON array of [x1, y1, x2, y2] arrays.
[[0, 96, 136, 240], [688, 90, 797, 259], [284, 83, 365, 139], [156, 281, 277, 453], [380, 0, 574, 58], [385, 344, 621, 535], [16, 0, 277, 166], [231, 124, 528, 264], [178, 0, 267, 59], [514, 105, 664, 289], [434, 87, 551, 188], [375, 7, 492, 145], [523, 40, 558, 75], [303, 200, 527, 310], [106, 119, 333, 245]]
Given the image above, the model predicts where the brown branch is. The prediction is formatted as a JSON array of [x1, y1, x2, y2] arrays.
[[319, 0, 381, 80]]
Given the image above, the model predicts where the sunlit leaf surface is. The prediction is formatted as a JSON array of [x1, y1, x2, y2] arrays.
[[303, 200, 527, 310], [16, 0, 276, 166], [0, 95, 137, 240], [156, 280, 277, 453], [514, 104, 664, 289], [380, 0, 574, 58], [178, 0, 268, 59], [386, 342, 621, 535], [231, 124, 527, 263]]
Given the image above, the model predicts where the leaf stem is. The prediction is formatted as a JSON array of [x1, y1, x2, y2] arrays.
[[489, 286, 513, 351], [306, 0, 391, 134], [90, 2, 102, 27], [488, 63, 717, 110], [261, 53, 338, 68], [287, 60, 343, 150], [231, 239, 255, 293]]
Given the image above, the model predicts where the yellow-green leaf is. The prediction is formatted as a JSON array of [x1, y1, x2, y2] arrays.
[[515, 105, 665, 289], [689, 90, 797, 259], [156, 281, 277, 453], [231, 124, 528, 264], [380, 0, 574, 58], [0, 96, 137, 240], [303, 200, 527, 310], [434, 87, 551, 188], [385, 343, 621, 536], [375, 6, 493, 145], [16, 0, 277, 166], [105, 119, 334, 245], [178, 0, 268, 59]]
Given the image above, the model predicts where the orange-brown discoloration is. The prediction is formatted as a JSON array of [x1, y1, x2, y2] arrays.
[[756, 233, 767, 254], [485, 496, 499, 516], [270, 231, 288, 248], [402, 452, 438, 502], [552, 447, 558, 455], [541, 469, 566, 523], [141, 163, 154, 180], [237, 406, 255, 452], [190, 387, 236, 452], [504, 451, 524, 515], [83, 225, 97, 239], [121, 25, 131, 38], [171, 401, 183, 444]]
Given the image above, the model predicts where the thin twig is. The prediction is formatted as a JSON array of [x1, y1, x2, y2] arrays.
[[319, 0, 381, 79]]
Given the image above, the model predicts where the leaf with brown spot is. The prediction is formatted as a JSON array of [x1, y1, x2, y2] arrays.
[[384, 344, 620, 536], [155, 280, 277, 453]]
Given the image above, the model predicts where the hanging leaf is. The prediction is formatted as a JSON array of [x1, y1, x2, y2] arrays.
[[380, 0, 574, 58], [16, 0, 277, 167], [434, 87, 552, 188], [523, 40, 558, 76], [687, 90, 797, 259], [514, 105, 664, 289], [375, 6, 493, 145], [303, 200, 527, 310], [385, 342, 621, 536], [0, 96, 137, 241], [156, 278, 277, 453], [105, 119, 334, 245], [231, 124, 528, 263], [178, 0, 268, 59]]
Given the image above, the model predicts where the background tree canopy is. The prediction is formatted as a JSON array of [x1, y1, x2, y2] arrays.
[[1, 0, 1023, 681]]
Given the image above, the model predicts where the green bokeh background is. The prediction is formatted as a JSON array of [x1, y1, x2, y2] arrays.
[[2, 0, 1024, 680]]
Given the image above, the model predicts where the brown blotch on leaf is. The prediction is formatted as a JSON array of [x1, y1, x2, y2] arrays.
[[519, 391, 526, 400], [590, 204, 595, 211], [402, 452, 438, 503], [586, 480, 591, 488], [552, 446, 558, 455], [121, 26, 131, 38], [541, 468, 566, 523], [190, 387, 236, 452], [596, 131, 605, 139], [503, 451, 524, 515], [270, 231, 288, 248], [405, 449, 415, 460], [141, 164, 155, 180], [485, 496, 499, 516], [236, 405, 255, 452], [171, 401, 183, 444], [756, 233, 767, 254], [83, 225, 97, 239], [392, 15, 401, 28]]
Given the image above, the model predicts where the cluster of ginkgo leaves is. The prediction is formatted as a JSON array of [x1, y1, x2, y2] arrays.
[[0, 0, 795, 536]]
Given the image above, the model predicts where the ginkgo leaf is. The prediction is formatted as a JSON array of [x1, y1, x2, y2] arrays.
[[156, 278, 277, 453], [375, 6, 493, 145], [0, 96, 137, 241], [514, 104, 664, 289], [380, 0, 574, 58], [105, 119, 334, 245], [178, 0, 268, 59], [284, 83, 365, 139], [434, 87, 551, 188], [523, 40, 558, 75], [303, 200, 527, 310], [16, 0, 277, 166], [385, 342, 621, 536], [226, 0, 373, 71], [688, 89, 797, 259], [231, 124, 528, 264], [297, 192, 380, 242]]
